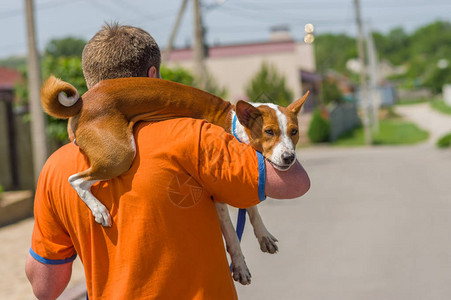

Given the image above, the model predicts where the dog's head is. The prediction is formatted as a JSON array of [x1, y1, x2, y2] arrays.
[[235, 92, 308, 171]]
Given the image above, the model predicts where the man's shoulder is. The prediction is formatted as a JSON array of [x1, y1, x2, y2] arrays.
[[43, 142, 88, 176], [135, 118, 227, 138], [48, 142, 80, 161]]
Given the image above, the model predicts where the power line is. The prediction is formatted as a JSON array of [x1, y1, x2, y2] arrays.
[[0, 0, 85, 19]]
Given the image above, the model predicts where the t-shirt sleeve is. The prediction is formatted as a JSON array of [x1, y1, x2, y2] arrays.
[[29, 156, 77, 265], [190, 121, 266, 208]]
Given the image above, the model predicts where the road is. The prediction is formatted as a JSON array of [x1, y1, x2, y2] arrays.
[[235, 104, 451, 299], [235, 145, 451, 299]]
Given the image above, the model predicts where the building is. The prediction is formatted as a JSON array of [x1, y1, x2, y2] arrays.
[[0, 67, 33, 190], [166, 28, 316, 106]]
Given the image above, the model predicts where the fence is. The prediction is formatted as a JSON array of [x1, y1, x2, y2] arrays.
[[329, 102, 359, 142]]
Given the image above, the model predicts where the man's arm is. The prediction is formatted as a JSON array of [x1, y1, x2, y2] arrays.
[[265, 160, 310, 199], [25, 254, 72, 299]]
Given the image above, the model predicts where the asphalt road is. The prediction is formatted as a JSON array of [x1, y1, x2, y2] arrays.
[[235, 105, 451, 299]]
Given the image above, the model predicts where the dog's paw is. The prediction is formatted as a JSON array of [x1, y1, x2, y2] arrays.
[[92, 203, 112, 227], [258, 232, 278, 254], [231, 258, 252, 285]]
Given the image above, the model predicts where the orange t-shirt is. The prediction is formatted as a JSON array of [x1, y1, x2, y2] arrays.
[[30, 118, 265, 299]]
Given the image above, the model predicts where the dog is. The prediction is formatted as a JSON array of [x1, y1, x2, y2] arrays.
[[40, 76, 308, 285]]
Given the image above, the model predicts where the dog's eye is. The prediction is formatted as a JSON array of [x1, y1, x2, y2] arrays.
[[265, 129, 274, 136], [291, 129, 298, 135]]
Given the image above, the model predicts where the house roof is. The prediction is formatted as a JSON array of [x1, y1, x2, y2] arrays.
[[167, 39, 297, 61], [0, 67, 22, 90]]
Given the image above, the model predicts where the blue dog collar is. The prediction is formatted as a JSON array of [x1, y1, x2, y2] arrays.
[[232, 114, 242, 143]]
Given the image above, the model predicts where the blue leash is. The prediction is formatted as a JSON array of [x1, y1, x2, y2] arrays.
[[230, 208, 247, 271], [236, 208, 247, 242], [232, 114, 246, 243], [230, 114, 247, 271]]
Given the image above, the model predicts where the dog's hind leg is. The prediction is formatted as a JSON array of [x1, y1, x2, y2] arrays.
[[69, 172, 111, 226], [247, 205, 278, 254], [71, 115, 137, 227], [215, 202, 251, 285]]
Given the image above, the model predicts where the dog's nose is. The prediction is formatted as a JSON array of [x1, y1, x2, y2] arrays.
[[281, 152, 295, 165]]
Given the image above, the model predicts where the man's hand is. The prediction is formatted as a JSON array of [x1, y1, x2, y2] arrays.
[[264, 160, 310, 199]]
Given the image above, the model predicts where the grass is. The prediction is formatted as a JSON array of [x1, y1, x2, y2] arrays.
[[437, 133, 451, 148], [333, 119, 429, 146], [430, 99, 451, 115], [397, 97, 430, 106]]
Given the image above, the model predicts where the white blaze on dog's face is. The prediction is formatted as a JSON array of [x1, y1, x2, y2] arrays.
[[235, 92, 308, 171]]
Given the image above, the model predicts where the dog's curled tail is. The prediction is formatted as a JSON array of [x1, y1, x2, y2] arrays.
[[40, 75, 82, 119]]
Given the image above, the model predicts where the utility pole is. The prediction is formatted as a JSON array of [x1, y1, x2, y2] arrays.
[[366, 25, 380, 133], [163, 0, 189, 63], [353, 0, 372, 145], [25, 0, 47, 184], [193, 0, 208, 90]]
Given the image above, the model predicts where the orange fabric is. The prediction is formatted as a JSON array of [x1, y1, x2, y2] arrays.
[[31, 118, 263, 299]]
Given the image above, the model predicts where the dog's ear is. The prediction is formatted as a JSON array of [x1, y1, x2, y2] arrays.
[[287, 91, 309, 115], [235, 100, 262, 129]]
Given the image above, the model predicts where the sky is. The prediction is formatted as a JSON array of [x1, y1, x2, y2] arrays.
[[0, 0, 450, 59]]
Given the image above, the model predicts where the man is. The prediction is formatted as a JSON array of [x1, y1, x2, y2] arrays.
[[26, 24, 310, 299]]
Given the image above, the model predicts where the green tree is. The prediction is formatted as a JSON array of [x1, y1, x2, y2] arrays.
[[15, 37, 87, 145], [373, 21, 451, 93], [407, 21, 451, 92], [161, 65, 228, 98], [0, 56, 27, 69], [314, 34, 357, 74], [245, 62, 293, 106], [44, 37, 86, 58], [372, 28, 411, 66], [41, 56, 86, 143]]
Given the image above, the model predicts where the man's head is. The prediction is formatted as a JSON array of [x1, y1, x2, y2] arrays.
[[82, 23, 161, 88]]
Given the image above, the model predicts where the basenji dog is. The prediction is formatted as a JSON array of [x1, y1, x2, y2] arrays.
[[40, 76, 308, 285]]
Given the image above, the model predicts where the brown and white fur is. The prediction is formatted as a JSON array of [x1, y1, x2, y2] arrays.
[[40, 76, 308, 285]]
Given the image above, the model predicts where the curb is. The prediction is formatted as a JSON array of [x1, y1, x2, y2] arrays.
[[0, 190, 33, 227]]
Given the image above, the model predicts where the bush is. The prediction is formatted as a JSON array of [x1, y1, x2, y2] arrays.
[[160, 65, 195, 86], [322, 79, 343, 105], [308, 108, 330, 143], [437, 133, 451, 148], [161, 65, 228, 98]]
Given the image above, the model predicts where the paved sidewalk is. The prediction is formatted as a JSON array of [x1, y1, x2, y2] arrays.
[[395, 102, 451, 145], [0, 218, 85, 299]]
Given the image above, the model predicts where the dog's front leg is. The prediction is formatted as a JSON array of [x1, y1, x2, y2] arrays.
[[247, 205, 278, 254], [215, 202, 251, 285]]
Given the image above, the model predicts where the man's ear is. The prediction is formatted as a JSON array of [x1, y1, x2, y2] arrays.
[[148, 66, 159, 78], [235, 100, 262, 128], [287, 91, 309, 115]]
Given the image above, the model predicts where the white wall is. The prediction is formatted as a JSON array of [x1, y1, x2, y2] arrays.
[[167, 42, 315, 104]]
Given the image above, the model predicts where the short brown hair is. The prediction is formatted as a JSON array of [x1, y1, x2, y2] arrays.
[[82, 23, 161, 88]]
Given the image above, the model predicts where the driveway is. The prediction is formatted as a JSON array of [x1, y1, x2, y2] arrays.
[[396, 102, 451, 145]]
